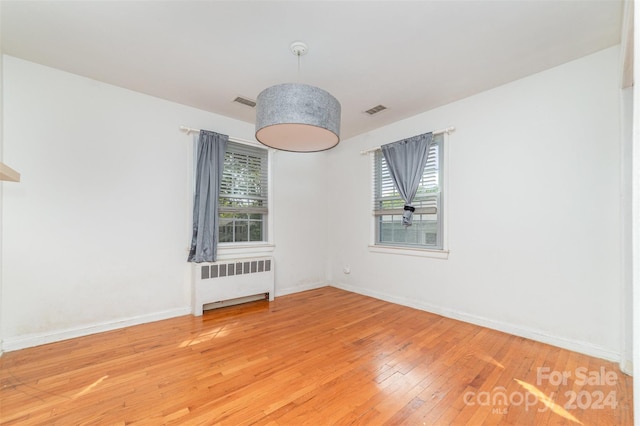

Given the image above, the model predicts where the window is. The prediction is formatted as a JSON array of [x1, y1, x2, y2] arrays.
[[373, 133, 443, 249], [219, 142, 268, 243]]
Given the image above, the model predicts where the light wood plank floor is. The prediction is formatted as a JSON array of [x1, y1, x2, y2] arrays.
[[0, 287, 633, 425]]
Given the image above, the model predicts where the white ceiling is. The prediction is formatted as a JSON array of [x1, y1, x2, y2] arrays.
[[1, 1, 623, 140]]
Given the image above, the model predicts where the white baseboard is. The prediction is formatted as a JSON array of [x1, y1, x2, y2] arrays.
[[1, 282, 328, 353], [3, 284, 621, 365], [276, 281, 328, 297], [2, 307, 191, 353], [331, 282, 620, 363]]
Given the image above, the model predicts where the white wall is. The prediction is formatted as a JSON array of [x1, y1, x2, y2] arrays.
[[272, 150, 329, 295], [328, 46, 623, 361], [1, 56, 328, 351]]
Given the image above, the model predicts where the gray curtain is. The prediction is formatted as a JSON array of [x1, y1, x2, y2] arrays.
[[188, 130, 228, 263], [381, 132, 433, 226]]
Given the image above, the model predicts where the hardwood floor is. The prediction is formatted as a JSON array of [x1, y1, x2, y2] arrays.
[[0, 287, 633, 425]]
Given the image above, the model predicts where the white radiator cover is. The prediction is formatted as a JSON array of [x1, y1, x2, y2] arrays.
[[191, 257, 275, 316]]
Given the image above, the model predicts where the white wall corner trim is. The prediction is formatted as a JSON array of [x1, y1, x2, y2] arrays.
[[2, 307, 191, 353], [631, 0, 640, 420], [330, 282, 620, 363]]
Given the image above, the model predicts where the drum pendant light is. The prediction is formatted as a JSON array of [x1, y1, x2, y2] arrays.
[[255, 42, 341, 152]]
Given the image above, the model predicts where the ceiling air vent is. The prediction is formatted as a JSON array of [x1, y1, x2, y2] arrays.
[[233, 96, 256, 108], [364, 104, 387, 115]]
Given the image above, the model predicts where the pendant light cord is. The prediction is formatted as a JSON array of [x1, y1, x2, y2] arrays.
[[290, 41, 307, 84]]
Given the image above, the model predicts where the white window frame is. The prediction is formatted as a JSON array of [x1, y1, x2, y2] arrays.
[[368, 132, 450, 259], [216, 138, 275, 261]]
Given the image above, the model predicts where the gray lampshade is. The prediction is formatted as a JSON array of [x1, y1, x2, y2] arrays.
[[255, 83, 341, 152]]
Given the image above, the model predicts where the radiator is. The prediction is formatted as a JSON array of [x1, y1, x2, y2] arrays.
[[192, 257, 275, 316]]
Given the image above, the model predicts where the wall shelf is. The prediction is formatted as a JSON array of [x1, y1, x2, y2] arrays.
[[0, 162, 20, 182]]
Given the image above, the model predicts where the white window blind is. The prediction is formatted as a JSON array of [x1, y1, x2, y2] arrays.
[[220, 142, 268, 215], [373, 134, 443, 248], [219, 142, 268, 243]]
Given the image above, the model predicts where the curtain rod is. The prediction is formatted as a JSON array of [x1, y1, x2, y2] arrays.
[[359, 126, 456, 155], [179, 126, 258, 146]]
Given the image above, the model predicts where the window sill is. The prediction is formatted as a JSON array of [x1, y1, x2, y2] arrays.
[[217, 243, 275, 260], [368, 244, 449, 259]]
